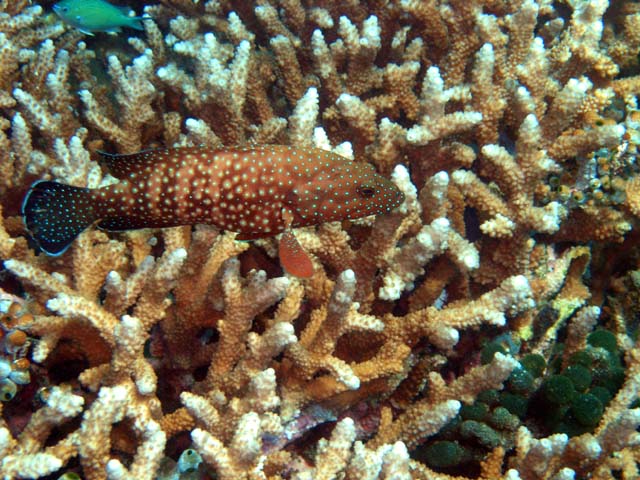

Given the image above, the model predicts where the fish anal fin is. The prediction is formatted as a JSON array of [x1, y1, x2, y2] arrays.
[[279, 230, 313, 278], [236, 232, 267, 241], [98, 216, 176, 232]]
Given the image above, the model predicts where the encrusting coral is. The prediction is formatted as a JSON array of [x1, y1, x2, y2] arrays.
[[1, 0, 640, 479]]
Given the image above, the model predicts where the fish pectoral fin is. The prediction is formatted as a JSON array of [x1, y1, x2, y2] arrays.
[[278, 230, 314, 278], [284, 189, 299, 208], [281, 206, 295, 226]]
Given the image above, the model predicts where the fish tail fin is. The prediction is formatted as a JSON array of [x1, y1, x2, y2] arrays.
[[22, 181, 99, 256]]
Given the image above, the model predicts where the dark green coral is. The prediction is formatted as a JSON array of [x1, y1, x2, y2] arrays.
[[412, 328, 625, 474], [418, 441, 470, 468], [571, 393, 604, 427], [541, 374, 578, 404]]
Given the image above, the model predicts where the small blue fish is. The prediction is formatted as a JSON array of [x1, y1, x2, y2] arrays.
[[53, 0, 145, 35]]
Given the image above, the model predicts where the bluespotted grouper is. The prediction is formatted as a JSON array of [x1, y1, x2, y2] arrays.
[[22, 146, 405, 277], [53, 0, 145, 35]]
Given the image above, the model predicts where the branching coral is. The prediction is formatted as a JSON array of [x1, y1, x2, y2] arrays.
[[1, 0, 640, 479]]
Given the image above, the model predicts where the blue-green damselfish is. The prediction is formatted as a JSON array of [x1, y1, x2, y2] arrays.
[[53, 0, 145, 35]]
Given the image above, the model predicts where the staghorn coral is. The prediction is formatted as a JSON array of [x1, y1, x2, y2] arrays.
[[1, 0, 640, 479]]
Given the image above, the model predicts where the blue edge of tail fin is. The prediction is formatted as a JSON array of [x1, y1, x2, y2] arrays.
[[22, 180, 97, 256]]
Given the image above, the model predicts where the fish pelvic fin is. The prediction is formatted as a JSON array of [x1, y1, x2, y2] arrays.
[[22, 181, 98, 256], [279, 229, 314, 278], [278, 207, 314, 278]]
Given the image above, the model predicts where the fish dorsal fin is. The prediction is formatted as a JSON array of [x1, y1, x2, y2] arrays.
[[117, 5, 134, 14], [278, 208, 313, 278], [97, 149, 166, 180]]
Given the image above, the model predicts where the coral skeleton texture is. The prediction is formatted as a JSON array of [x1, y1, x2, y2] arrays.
[[1, 0, 640, 479]]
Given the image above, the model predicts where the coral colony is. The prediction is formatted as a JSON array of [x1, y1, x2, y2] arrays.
[[1, 0, 640, 479]]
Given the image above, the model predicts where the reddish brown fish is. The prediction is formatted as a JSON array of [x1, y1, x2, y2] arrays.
[[22, 145, 404, 277]]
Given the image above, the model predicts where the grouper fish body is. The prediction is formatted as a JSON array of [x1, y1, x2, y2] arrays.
[[22, 145, 405, 277]]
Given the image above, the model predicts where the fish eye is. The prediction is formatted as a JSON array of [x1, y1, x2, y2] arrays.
[[357, 184, 376, 198]]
